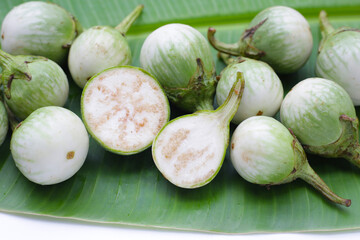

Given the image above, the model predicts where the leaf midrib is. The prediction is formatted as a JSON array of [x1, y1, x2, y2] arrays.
[[126, 6, 360, 37]]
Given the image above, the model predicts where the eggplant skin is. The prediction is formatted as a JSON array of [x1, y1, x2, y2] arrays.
[[10, 106, 89, 185], [316, 30, 360, 106], [140, 23, 217, 112], [0, 102, 8, 146], [68, 26, 131, 89], [248, 6, 313, 74], [4, 56, 69, 120], [1, 1, 81, 64], [280, 78, 356, 147]]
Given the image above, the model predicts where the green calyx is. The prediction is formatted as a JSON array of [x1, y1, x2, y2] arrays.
[[303, 115, 360, 168], [164, 58, 218, 112], [279, 130, 351, 207], [0, 50, 32, 99], [207, 20, 266, 59]]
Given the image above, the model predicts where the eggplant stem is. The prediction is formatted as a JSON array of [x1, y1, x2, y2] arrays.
[[319, 10, 335, 38], [207, 28, 241, 56], [215, 72, 245, 123], [115, 4, 144, 35], [299, 162, 351, 207], [218, 52, 245, 65]]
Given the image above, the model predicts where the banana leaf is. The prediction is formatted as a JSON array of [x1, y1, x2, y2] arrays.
[[1, 0, 360, 234]]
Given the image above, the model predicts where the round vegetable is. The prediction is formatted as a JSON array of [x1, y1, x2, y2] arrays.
[[280, 78, 360, 167], [68, 5, 143, 88], [216, 54, 283, 124], [0, 101, 8, 146], [315, 10, 360, 105], [140, 23, 217, 112], [208, 6, 313, 74], [0, 50, 69, 120], [0, 1, 82, 64], [81, 66, 170, 155], [152, 73, 244, 188], [10, 106, 89, 185], [230, 116, 351, 207]]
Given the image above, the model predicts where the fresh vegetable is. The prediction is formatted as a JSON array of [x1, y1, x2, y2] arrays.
[[0, 50, 69, 120], [315, 10, 360, 105], [81, 66, 170, 155], [216, 53, 283, 124], [68, 5, 143, 88], [0, 100, 8, 146], [140, 23, 218, 112], [280, 78, 360, 167], [230, 116, 351, 207], [208, 6, 313, 74], [10, 106, 89, 185], [152, 72, 244, 188], [0, 1, 82, 64]]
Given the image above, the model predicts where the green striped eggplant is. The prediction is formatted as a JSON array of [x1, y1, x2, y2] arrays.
[[68, 5, 143, 88], [0, 101, 8, 146], [316, 10, 360, 106], [280, 78, 360, 167], [140, 23, 217, 112], [152, 73, 244, 188], [0, 49, 69, 120], [0, 1, 82, 65], [10, 106, 89, 185], [216, 54, 283, 124], [208, 6, 313, 74], [230, 116, 351, 207], [81, 66, 170, 155]]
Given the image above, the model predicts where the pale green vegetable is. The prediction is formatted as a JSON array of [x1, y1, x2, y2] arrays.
[[316, 10, 360, 105], [140, 23, 217, 112], [0, 50, 69, 120], [10, 106, 89, 185], [0, 100, 8, 146], [68, 5, 143, 88], [81, 66, 170, 155], [208, 6, 313, 74], [0, 1, 82, 64], [152, 73, 244, 188], [1, 0, 360, 235], [280, 78, 359, 167], [216, 54, 283, 124], [230, 116, 351, 207]]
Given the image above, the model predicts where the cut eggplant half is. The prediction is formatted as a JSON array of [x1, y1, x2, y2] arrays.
[[152, 73, 245, 188], [81, 66, 170, 155]]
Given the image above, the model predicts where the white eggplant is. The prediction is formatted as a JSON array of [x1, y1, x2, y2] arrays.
[[1, 1, 82, 64], [10, 106, 89, 185], [230, 116, 351, 207], [81, 66, 170, 155], [316, 10, 360, 105], [68, 5, 143, 88], [140, 23, 217, 112], [0, 50, 69, 120], [152, 73, 244, 188], [216, 54, 283, 124], [280, 78, 360, 167], [208, 6, 313, 74]]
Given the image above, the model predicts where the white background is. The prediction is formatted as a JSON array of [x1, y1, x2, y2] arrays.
[[1, 212, 359, 240]]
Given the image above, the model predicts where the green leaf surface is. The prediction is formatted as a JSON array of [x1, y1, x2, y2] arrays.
[[1, 0, 360, 234]]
